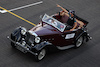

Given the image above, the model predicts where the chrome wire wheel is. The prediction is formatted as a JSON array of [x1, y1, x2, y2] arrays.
[[76, 36, 83, 47], [38, 49, 46, 61]]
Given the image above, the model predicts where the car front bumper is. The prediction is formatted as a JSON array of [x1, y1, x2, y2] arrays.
[[7, 36, 38, 56]]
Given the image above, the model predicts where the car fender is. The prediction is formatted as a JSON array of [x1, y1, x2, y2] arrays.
[[75, 31, 86, 42], [33, 41, 52, 51], [11, 27, 22, 41]]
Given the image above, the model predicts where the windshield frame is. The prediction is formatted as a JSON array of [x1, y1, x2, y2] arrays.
[[42, 14, 66, 32]]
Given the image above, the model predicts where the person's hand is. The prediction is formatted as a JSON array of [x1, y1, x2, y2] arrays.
[[70, 29, 74, 31], [56, 4, 61, 8], [78, 27, 81, 29]]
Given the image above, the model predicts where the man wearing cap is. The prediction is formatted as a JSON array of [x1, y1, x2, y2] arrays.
[[57, 4, 77, 31]]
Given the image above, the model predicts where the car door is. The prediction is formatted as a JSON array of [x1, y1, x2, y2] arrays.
[[51, 31, 75, 47], [63, 31, 76, 46], [59, 31, 76, 46]]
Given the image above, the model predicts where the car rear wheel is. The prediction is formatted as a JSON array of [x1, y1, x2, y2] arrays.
[[35, 49, 46, 61], [75, 36, 83, 48]]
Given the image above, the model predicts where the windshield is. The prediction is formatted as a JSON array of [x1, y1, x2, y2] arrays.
[[42, 14, 66, 32]]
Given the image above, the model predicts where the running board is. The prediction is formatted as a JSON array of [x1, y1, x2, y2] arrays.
[[57, 45, 75, 50]]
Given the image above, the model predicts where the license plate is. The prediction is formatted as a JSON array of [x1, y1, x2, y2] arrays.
[[16, 45, 26, 53]]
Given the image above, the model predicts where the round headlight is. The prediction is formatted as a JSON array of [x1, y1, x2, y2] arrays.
[[35, 37, 40, 43], [21, 27, 27, 35]]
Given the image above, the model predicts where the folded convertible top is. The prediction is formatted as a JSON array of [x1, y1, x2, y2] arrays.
[[75, 15, 89, 25]]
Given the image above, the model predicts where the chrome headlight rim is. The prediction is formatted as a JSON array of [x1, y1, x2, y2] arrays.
[[35, 37, 40, 43], [21, 27, 27, 35]]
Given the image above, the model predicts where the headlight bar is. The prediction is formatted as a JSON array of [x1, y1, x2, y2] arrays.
[[21, 27, 27, 35]]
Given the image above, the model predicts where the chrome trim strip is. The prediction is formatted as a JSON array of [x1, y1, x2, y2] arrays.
[[28, 30, 38, 37], [57, 45, 74, 50]]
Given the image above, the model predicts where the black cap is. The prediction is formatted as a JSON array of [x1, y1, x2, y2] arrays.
[[69, 10, 75, 15]]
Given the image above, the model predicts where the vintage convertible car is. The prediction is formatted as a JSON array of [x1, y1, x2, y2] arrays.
[[7, 13, 91, 61]]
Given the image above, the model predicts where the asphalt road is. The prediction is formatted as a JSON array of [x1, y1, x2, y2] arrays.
[[0, 0, 100, 67]]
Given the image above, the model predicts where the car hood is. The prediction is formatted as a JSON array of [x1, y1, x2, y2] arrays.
[[30, 24, 62, 36]]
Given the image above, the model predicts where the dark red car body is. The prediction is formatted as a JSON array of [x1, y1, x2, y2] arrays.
[[8, 13, 91, 61]]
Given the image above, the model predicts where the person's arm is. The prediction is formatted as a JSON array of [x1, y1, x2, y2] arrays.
[[57, 4, 69, 14], [70, 22, 77, 31], [57, 4, 69, 17]]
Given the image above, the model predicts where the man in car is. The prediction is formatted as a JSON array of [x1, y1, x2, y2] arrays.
[[57, 4, 77, 31]]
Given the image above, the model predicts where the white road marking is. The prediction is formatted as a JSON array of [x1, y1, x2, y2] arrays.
[[0, 1, 43, 13]]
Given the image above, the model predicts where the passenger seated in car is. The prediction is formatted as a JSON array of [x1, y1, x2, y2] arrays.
[[57, 4, 78, 31]]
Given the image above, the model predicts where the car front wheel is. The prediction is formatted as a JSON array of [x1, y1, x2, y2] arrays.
[[35, 49, 46, 61]]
